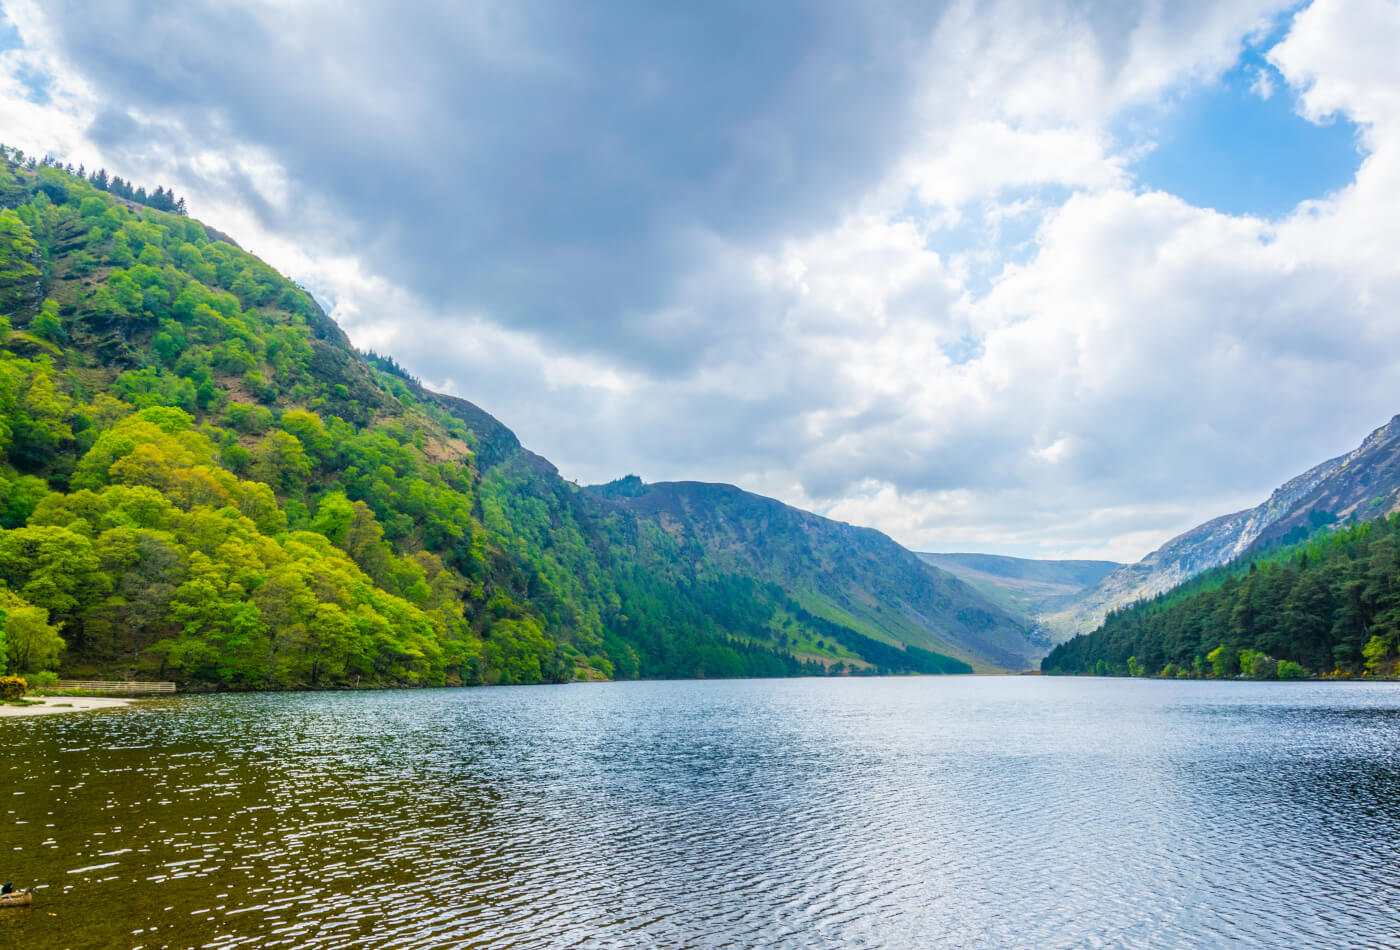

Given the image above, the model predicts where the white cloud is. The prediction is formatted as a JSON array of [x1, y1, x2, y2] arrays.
[[901, 121, 1128, 212], [2, 0, 1397, 566]]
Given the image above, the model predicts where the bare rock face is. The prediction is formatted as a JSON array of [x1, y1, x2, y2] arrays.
[[1045, 415, 1400, 642]]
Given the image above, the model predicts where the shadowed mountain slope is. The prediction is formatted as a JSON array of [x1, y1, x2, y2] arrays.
[[591, 479, 1043, 671]]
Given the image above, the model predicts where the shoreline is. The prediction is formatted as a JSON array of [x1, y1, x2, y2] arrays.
[[0, 696, 135, 717]]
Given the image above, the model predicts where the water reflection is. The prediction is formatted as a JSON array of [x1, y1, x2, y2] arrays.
[[3, 678, 1400, 947]]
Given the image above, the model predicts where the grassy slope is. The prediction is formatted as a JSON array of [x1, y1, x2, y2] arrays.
[[918, 553, 1120, 621], [592, 480, 1042, 671]]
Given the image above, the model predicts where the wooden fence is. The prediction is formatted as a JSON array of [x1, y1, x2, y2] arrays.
[[55, 680, 177, 694]]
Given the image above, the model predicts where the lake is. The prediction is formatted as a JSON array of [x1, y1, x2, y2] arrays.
[[3, 676, 1400, 948]]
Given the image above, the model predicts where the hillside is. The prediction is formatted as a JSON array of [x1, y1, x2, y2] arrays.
[[591, 479, 1042, 671], [0, 153, 1020, 686], [917, 553, 1119, 625], [1042, 513, 1400, 679], [1043, 415, 1400, 640]]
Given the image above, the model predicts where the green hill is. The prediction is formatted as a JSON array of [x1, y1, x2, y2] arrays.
[[0, 152, 1015, 687], [593, 480, 1040, 671], [1042, 514, 1400, 679]]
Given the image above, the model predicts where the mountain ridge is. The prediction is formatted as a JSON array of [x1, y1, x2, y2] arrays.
[[1044, 415, 1400, 640]]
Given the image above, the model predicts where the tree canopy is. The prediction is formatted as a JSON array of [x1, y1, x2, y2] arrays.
[[1043, 514, 1400, 680]]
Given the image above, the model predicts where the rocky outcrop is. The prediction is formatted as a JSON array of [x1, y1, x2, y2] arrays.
[[1045, 415, 1400, 641]]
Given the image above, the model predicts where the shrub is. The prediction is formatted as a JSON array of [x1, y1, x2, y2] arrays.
[[0, 676, 27, 699], [25, 670, 57, 688], [1277, 660, 1308, 680], [1207, 644, 1232, 678]]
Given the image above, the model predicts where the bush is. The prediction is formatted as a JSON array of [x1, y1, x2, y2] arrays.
[[25, 670, 57, 689], [0, 676, 27, 699], [1277, 660, 1309, 680]]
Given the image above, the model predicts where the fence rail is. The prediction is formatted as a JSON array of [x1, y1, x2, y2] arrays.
[[54, 680, 177, 694]]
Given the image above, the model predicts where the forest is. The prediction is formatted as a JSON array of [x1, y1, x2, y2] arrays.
[[1042, 512, 1400, 679], [0, 150, 967, 688]]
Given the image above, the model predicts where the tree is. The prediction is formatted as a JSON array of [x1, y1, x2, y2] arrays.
[[31, 299, 65, 343], [0, 210, 40, 311], [1, 588, 64, 673], [251, 430, 311, 492], [1207, 644, 1232, 678], [0, 526, 107, 638]]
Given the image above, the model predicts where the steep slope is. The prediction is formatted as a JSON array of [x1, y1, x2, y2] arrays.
[[589, 478, 1043, 671], [1042, 512, 1400, 678], [1045, 415, 1400, 640], [917, 553, 1119, 623], [0, 153, 1015, 685]]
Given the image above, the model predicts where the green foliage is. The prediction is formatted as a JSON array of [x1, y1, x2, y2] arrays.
[[32, 299, 64, 343], [0, 587, 64, 673], [1207, 644, 1233, 678], [1045, 515, 1400, 679], [786, 603, 971, 674], [0, 209, 39, 312], [0, 155, 978, 690], [1239, 649, 1272, 680], [25, 669, 56, 688]]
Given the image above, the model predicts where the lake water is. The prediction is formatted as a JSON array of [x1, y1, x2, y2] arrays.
[[3, 677, 1400, 948]]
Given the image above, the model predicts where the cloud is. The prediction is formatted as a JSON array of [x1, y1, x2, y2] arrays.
[[3, 0, 1398, 563]]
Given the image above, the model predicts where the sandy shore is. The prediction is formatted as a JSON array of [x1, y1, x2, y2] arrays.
[[0, 696, 134, 717]]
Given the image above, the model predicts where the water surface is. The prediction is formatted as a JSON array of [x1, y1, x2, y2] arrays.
[[3, 677, 1400, 948]]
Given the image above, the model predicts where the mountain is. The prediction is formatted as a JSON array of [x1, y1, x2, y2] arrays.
[[1042, 510, 1400, 679], [0, 152, 1025, 686], [1044, 415, 1400, 641], [917, 553, 1119, 625], [590, 479, 1043, 671]]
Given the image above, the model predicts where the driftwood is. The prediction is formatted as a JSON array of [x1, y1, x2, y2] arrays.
[[0, 889, 32, 908]]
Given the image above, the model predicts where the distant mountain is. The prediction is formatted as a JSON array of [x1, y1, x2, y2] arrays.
[[1045, 415, 1400, 640], [589, 478, 1044, 671], [918, 553, 1120, 624], [1042, 501, 1400, 679]]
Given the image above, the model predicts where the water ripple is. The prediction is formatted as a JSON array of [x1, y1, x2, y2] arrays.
[[4, 678, 1400, 948]]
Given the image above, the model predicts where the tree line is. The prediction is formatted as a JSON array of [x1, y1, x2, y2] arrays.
[[1, 145, 186, 215], [1042, 511, 1400, 679]]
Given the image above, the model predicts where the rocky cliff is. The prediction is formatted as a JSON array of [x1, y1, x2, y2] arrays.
[[1045, 415, 1400, 640]]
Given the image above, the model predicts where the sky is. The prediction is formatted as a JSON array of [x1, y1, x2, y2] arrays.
[[0, 0, 1396, 563]]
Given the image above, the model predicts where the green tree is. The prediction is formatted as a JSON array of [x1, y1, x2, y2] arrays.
[[31, 298, 65, 343], [0, 526, 107, 642], [1, 588, 64, 673], [1206, 644, 1231, 678], [0, 209, 39, 311]]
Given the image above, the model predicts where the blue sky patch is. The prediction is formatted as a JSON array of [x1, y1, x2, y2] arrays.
[[1125, 30, 1361, 219], [0, 8, 19, 53], [0, 7, 49, 105]]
